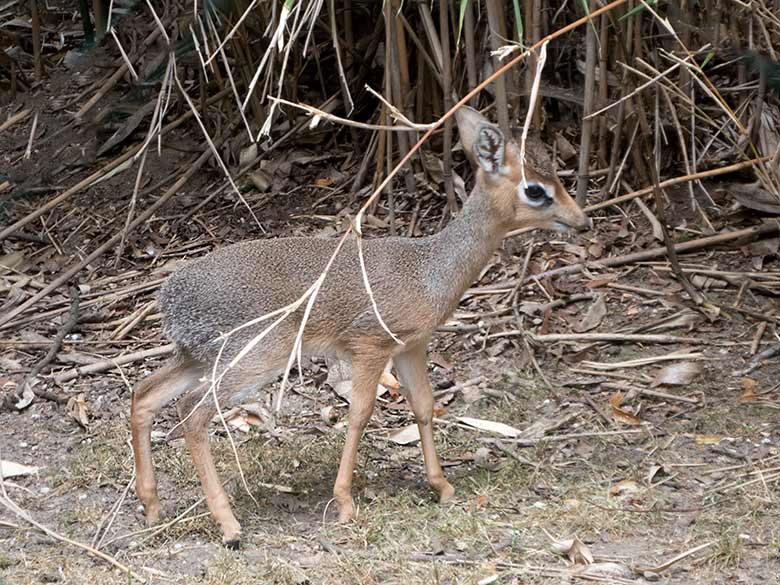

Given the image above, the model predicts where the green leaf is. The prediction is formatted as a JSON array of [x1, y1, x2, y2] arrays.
[[456, 0, 469, 47], [512, 0, 523, 44], [619, 0, 658, 21]]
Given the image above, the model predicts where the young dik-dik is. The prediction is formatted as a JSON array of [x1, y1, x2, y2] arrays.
[[131, 106, 591, 548]]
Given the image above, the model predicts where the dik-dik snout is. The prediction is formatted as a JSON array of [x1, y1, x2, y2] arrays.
[[455, 105, 591, 234]]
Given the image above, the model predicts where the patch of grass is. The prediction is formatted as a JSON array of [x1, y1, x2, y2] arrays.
[[703, 530, 746, 569], [59, 501, 105, 530], [205, 551, 256, 585], [57, 427, 131, 489]]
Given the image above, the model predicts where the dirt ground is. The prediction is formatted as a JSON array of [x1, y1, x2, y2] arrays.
[[2, 23, 780, 585]]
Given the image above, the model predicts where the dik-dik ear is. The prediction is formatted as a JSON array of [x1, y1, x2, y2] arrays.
[[454, 105, 506, 174]]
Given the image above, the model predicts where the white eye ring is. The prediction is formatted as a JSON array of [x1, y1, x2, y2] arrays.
[[518, 181, 554, 207]]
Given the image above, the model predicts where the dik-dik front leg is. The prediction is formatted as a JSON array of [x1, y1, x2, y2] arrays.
[[332, 357, 386, 522], [393, 344, 454, 503]]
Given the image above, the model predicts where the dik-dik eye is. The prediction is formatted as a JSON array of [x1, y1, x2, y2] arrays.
[[521, 182, 553, 207]]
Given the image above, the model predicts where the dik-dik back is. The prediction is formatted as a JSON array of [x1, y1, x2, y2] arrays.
[[132, 105, 591, 548], [158, 236, 443, 363]]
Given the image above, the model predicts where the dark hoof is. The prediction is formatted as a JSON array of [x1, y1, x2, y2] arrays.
[[223, 538, 241, 551]]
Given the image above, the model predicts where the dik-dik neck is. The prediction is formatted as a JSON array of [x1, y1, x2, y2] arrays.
[[424, 184, 511, 316]]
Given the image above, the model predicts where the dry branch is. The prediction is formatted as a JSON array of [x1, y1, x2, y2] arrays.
[[53, 343, 175, 384], [531, 222, 780, 282]]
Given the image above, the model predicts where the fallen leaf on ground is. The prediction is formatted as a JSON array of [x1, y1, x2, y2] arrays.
[[573, 294, 607, 332], [739, 378, 757, 402], [456, 417, 523, 438], [66, 393, 90, 428], [13, 379, 35, 411], [551, 535, 594, 565], [320, 405, 339, 424], [646, 464, 668, 483], [430, 352, 454, 370], [609, 393, 642, 426], [470, 494, 488, 512], [379, 370, 400, 390], [0, 251, 25, 274], [473, 447, 491, 467], [608, 479, 640, 497], [651, 361, 702, 387], [1, 460, 40, 479], [388, 424, 420, 445], [578, 562, 634, 579]]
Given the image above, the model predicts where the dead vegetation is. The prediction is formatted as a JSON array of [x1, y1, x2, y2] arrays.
[[1, 0, 780, 583]]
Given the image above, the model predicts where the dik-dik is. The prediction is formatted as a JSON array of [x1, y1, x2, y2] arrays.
[[131, 106, 591, 548]]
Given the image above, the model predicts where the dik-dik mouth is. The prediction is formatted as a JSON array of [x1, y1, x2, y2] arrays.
[[552, 218, 592, 233]]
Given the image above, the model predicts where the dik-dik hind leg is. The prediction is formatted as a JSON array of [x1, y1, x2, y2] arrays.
[[333, 357, 386, 522], [393, 345, 454, 503], [177, 390, 242, 548], [131, 358, 202, 525]]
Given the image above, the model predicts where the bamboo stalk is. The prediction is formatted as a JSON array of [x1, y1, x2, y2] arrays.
[[440, 0, 455, 214], [576, 2, 598, 205], [30, 0, 43, 80], [485, 0, 510, 135], [462, 0, 478, 108]]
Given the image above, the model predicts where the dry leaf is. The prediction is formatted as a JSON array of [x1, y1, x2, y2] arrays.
[[0, 251, 25, 273], [695, 434, 723, 445], [551, 535, 594, 565], [470, 494, 488, 511], [379, 371, 400, 390], [320, 405, 339, 424], [12, 378, 35, 410], [585, 275, 617, 289], [1, 460, 40, 479], [608, 479, 639, 497], [388, 424, 420, 445], [609, 393, 642, 426], [573, 295, 607, 333], [326, 359, 389, 402], [249, 170, 271, 191], [473, 447, 491, 467], [66, 393, 90, 428], [587, 242, 604, 259], [651, 362, 703, 387], [646, 464, 669, 484], [456, 417, 523, 438], [430, 352, 454, 370], [739, 378, 757, 402], [578, 562, 635, 579]]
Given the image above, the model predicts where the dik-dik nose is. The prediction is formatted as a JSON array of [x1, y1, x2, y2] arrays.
[[578, 216, 594, 232]]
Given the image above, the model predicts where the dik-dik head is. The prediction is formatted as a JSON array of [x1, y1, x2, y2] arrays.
[[455, 106, 591, 233]]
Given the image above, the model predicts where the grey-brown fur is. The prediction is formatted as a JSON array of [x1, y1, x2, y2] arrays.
[[158, 185, 506, 365]]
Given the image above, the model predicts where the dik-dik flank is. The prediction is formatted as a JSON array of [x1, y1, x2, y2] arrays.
[[131, 106, 591, 548]]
